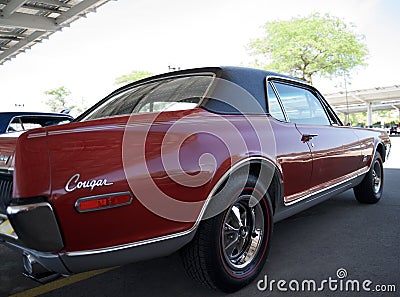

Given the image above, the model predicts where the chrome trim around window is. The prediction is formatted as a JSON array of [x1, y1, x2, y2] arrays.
[[266, 79, 289, 122], [266, 75, 312, 87]]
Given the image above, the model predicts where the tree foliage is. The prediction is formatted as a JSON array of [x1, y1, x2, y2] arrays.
[[248, 13, 368, 84], [44, 86, 74, 112], [337, 110, 399, 126], [115, 70, 153, 85]]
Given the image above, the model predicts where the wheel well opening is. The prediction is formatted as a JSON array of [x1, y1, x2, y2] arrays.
[[211, 160, 282, 215], [376, 143, 385, 162], [248, 161, 281, 214]]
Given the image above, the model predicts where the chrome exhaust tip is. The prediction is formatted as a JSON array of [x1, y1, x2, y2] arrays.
[[22, 253, 61, 283], [23, 253, 46, 275]]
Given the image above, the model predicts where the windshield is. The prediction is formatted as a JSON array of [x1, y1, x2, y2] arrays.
[[81, 75, 214, 121]]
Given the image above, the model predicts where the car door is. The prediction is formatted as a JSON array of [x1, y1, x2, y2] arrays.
[[266, 82, 313, 203], [269, 80, 363, 202]]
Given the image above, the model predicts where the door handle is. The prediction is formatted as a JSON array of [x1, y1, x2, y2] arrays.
[[301, 133, 318, 142]]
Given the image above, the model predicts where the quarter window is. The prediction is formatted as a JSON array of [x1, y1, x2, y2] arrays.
[[273, 82, 330, 125], [267, 83, 286, 121]]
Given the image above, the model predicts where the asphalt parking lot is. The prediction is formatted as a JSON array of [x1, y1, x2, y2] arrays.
[[1, 136, 399, 297]]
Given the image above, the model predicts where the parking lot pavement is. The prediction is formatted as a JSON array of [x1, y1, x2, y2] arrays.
[[1, 137, 399, 297]]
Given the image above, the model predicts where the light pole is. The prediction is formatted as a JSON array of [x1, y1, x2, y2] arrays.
[[343, 73, 350, 125]]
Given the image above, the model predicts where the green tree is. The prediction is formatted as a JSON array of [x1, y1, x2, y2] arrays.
[[337, 110, 398, 126], [338, 112, 366, 126], [44, 86, 74, 112], [115, 70, 153, 85], [248, 13, 368, 84]]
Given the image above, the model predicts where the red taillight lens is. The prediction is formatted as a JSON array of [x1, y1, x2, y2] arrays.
[[76, 193, 132, 212], [79, 198, 108, 211]]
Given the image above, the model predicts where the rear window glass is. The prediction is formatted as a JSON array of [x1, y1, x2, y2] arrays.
[[82, 75, 214, 121], [8, 120, 41, 132], [7, 116, 72, 133]]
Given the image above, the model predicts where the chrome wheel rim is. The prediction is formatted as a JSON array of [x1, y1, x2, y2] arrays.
[[221, 195, 264, 270], [372, 160, 382, 194]]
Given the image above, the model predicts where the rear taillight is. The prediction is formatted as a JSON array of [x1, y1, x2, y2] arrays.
[[75, 192, 133, 213]]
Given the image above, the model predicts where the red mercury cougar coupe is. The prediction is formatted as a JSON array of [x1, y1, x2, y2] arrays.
[[0, 67, 391, 292]]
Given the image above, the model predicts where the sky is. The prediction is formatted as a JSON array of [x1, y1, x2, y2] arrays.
[[0, 0, 399, 114]]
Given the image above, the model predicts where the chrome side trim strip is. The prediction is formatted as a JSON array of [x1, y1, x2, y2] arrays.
[[284, 167, 369, 206], [27, 132, 47, 139], [273, 176, 362, 223], [66, 228, 194, 257], [66, 156, 275, 257], [48, 124, 125, 136], [46, 117, 231, 136], [63, 156, 375, 256]]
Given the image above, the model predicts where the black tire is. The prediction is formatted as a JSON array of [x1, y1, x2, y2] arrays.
[[353, 152, 383, 204], [181, 173, 273, 293]]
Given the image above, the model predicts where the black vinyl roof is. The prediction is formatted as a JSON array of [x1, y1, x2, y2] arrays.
[[76, 66, 308, 121], [121, 66, 307, 115]]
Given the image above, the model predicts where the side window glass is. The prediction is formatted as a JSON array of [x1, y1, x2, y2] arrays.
[[267, 83, 286, 121], [273, 82, 330, 125]]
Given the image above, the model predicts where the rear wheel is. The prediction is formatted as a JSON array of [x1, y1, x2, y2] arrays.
[[181, 173, 273, 293], [353, 152, 383, 204]]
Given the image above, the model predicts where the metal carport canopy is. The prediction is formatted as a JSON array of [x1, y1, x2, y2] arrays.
[[324, 84, 400, 125], [0, 0, 113, 65]]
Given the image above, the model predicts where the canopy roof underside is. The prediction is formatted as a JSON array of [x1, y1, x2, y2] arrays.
[[0, 0, 112, 65]]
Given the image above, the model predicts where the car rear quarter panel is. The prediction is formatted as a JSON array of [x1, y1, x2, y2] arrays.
[[352, 128, 387, 166], [12, 131, 52, 198], [42, 109, 277, 252], [45, 113, 194, 251]]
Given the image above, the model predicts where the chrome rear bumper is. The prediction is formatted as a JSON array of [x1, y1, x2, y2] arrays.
[[1, 202, 196, 275], [0, 202, 69, 274]]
